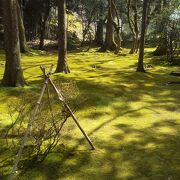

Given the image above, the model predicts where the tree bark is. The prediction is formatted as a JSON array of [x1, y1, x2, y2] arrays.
[[2, 0, 26, 87], [153, 37, 167, 56], [111, 0, 122, 54], [103, 0, 117, 51], [136, 0, 149, 73], [166, 30, 174, 64], [16, 0, 27, 53], [94, 3, 104, 46], [55, 0, 70, 73], [39, 0, 50, 50], [0, 0, 3, 46], [95, 3, 105, 46], [95, 19, 104, 46], [153, 0, 168, 56], [127, 0, 139, 54]]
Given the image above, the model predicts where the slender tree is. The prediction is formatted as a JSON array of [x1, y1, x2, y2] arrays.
[[111, 0, 122, 54], [17, 0, 27, 53], [2, 0, 26, 87], [39, 0, 51, 50], [136, 0, 149, 72], [55, 0, 70, 73], [0, 0, 4, 45], [127, 0, 140, 54], [95, 3, 104, 46]]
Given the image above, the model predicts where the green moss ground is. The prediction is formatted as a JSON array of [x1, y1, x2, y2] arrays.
[[0, 48, 180, 179]]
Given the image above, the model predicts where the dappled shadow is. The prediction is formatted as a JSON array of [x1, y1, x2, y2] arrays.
[[1, 49, 180, 179], [6, 118, 180, 179], [1, 49, 180, 114], [63, 69, 180, 115]]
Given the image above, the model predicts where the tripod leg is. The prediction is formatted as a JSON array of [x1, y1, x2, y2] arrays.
[[63, 101, 96, 150], [49, 79, 95, 150], [10, 78, 49, 180]]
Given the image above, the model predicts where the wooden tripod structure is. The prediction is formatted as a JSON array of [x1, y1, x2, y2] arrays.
[[10, 65, 95, 179]]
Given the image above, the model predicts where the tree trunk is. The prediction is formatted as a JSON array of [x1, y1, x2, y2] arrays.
[[55, 0, 70, 73], [153, 0, 168, 56], [2, 0, 26, 87], [0, 0, 4, 46], [136, 0, 149, 73], [127, 0, 139, 54], [114, 28, 121, 54], [132, 0, 139, 54], [129, 36, 139, 54], [167, 31, 174, 64], [95, 4, 104, 46], [39, 0, 50, 50], [16, 0, 27, 53], [39, 18, 46, 50], [95, 19, 104, 46], [111, 0, 122, 54], [153, 37, 167, 56], [103, 0, 117, 51]]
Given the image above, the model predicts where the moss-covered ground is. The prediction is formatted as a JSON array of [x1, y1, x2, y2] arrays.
[[0, 48, 180, 179]]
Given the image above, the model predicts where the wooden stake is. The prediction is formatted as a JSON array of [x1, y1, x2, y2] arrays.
[[49, 78, 96, 150], [10, 78, 49, 180]]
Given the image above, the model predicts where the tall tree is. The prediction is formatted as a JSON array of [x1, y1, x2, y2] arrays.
[[55, 0, 70, 73], [100, 0, 122, 53], [136, 0, 149, 72], [17, 0, 27, 53], [95, 3, 105, 46], [111, 0, 122, 54], [0, 0, 4, 46], [127, 0, 140, 54], [39, 0, 51, 50], [153, 0, 167, 56], [103, 0, 117, 51], [2, 0, 26, 87]]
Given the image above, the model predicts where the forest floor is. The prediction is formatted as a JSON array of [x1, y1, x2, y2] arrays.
[[0, 48, 180, 180]]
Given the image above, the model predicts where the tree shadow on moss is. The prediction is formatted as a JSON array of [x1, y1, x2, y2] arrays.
[[9, 118, 180, 180], [1, 51, 180, 179]]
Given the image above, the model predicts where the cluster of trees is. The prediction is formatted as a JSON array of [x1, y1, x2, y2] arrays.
[[0, 0, 70, 86], [0, 0, 179, 87]]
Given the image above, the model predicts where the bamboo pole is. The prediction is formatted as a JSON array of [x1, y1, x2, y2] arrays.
[[49, 78, 96, 150], [10, 74, 49, 180]]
